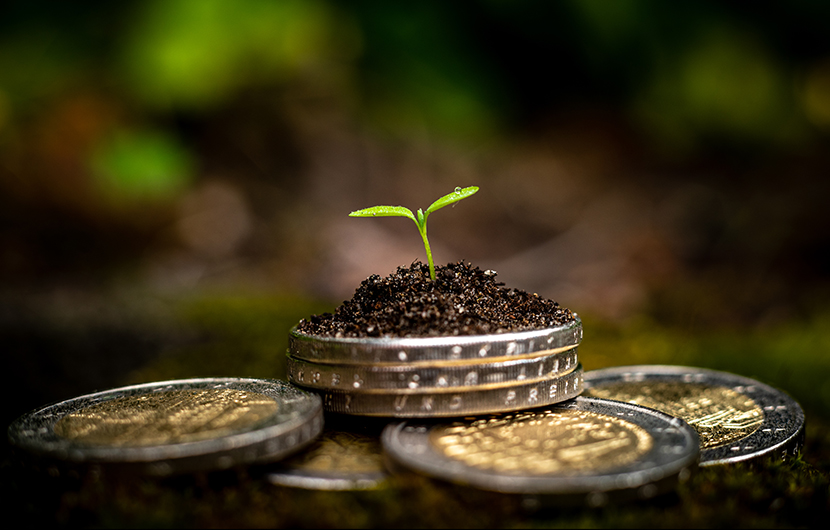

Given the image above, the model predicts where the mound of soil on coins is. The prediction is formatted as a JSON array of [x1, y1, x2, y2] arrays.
[[296, 261, 576, 338]]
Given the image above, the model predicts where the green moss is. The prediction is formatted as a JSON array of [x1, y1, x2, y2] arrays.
[[125, 294, 333, 384], [6, 296, 830, 527]]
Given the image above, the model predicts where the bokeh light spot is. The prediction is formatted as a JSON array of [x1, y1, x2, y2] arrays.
[[802, 58, 830, 129], [89, 129, 194, 204]]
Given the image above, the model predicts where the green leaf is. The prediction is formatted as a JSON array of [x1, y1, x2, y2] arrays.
[[425, 186, 479, 215], [348, 186, 479, 282], [349, 205, 416, 223]]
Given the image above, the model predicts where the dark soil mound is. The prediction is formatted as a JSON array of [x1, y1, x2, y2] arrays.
[[296, 261, 576, 338]]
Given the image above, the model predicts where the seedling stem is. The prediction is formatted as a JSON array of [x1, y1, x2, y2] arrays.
[[349, 186, 479, 280]]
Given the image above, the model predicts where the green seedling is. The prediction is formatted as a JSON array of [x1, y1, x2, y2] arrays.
[[349, 186, 479, 281]]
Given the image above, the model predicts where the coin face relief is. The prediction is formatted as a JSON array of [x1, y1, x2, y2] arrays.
[[284, 431, 383, 474], [585, 381, 763, 450], [382, 396, 699, 501], [8, 378, 324, 475], [55, 389, 280, 447], [430, 409, 654, 476], [267, 430, 389, 490], [583, 365, 805, 466]]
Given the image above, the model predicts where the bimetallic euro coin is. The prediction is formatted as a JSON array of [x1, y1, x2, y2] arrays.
[[583, 365, 805, 466], [8, 378, 323, 475], [287, 346, 578, 393], [320, 364, 583, 417], [267, 429, 388, 490], [382, 396, 699, 504], [289, 318, 582, 365]]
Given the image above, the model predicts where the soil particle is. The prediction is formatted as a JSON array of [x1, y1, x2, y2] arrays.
[[296, 261, 576, 338]]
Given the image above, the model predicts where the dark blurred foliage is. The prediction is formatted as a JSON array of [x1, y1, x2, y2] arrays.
[[2, 0, 830, 340]]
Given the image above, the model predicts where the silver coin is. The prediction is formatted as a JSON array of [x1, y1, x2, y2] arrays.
[[583, 365, 805, 466], [319, 364, 583, 417], [266, 429, 389, 490], [287, 346, 579, 393], [289, 318, 582, 365], [381, 396, 699, 504], [7, 377, 323, 475]]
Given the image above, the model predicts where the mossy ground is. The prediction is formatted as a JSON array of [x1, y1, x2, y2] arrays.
[[3, 293, 829, 528]]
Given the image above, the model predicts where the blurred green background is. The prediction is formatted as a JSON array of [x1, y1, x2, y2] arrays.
[[2, 1, 829, 527]]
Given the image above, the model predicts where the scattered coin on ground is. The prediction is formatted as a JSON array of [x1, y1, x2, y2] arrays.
[[381, 396, 699, 505], [266, 429, 388, 490], [583, 365, 805, 465], [8, 377, 323, 475]]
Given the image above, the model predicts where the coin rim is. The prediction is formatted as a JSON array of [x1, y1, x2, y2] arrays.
[[267, 470, 388, 490], [286, 346, 579, 393], [7, 377, 323, 475], [319, 364, 584, 417], [289, 317, 582, 365], [582, 365, 805, 466], [381, 395, 700, 495]]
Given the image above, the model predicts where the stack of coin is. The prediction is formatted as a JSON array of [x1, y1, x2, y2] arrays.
[[286, 318, 584, 417]]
